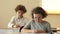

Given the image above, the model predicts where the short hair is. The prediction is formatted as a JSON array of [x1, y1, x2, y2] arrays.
[[32, 7, 48, 19], [15, 5, 27, 13]]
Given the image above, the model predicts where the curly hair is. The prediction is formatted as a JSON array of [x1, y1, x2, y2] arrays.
[[32, 7, 48, 19], [15, 5, 27, 13]]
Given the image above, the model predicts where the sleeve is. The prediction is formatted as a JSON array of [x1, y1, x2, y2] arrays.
[[46, 22, 51, 33], [23, 21, 31, 29], [8, 16, 15, 28]]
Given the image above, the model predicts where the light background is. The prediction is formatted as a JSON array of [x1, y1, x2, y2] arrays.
[[0, 0, 60, 28], [42, 0, 60, 14]]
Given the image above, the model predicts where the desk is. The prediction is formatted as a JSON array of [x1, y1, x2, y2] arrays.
[[6, 32, 60, 34], [0, 28, 60, 34], [0, 28, 19, 34]]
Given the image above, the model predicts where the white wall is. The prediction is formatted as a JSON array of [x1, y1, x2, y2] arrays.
[[44, 14, 60, 28], [0, 0, 60, 28], [0, 0, 41, 28]]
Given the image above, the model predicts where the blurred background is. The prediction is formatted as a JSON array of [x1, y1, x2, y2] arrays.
[[0, 0, 60, 30]]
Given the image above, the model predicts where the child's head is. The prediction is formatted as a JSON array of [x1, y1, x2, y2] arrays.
[[32, 7, 47, 22], [15, 5, 27, 16]]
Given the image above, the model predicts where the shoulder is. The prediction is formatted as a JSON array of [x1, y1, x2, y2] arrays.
[[22, 17, 28, 20], [26, 20, 34, 24], [43, 21, 50, 25], [10, 16, 17, 20], [22, 17, 29, 21], [28, 20, 35, 24], [11, 16, 16, 18]]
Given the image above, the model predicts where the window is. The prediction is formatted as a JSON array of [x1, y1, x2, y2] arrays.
[[42, 0, 60, 14]]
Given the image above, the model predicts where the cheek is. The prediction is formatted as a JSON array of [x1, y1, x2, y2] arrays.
[[17, 13, 20, 15], [17, 12, 23, 15], [38, 18, 42, 21], [33, 18, 36, 21]]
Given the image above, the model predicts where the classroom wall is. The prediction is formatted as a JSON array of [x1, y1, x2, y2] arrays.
[[0, 0, 41, 28], [44, 14, 60, 28], [0, 0, 60, 28]]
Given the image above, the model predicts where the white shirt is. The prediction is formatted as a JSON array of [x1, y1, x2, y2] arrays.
[[8, 16, 29, 28]]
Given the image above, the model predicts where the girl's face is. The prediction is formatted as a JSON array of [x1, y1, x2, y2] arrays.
[[16, 10, 24, 17], [33, 14, 43, 22]]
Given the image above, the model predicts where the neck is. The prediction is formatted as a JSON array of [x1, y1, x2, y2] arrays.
[[39, 20, 43, 23], [18, 16, 23, 19]]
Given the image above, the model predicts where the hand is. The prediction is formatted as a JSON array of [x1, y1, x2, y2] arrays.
[[32, 30, 38, 33], [13, 24, 20, 28], [32, 30, 46, 33]]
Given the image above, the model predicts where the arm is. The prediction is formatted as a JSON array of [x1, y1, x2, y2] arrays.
[[8, 16, 18, 28], [21, 28, 34, 33], [34, 30, 46, 33], [21, 21, 32, 33], [46, 23, 51, 33], [21, 28, 46, 33]]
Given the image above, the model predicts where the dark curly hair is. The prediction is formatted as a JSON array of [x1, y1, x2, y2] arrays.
[[15, 5, 27, 13], [32, 7, 48, 19]]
